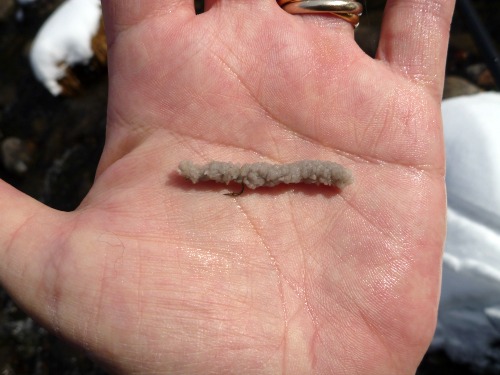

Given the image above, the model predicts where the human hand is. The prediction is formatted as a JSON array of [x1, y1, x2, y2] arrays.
[[0, 1, 455, 374]]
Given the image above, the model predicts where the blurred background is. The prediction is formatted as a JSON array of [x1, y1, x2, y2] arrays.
[[0, 0, 498, 374]]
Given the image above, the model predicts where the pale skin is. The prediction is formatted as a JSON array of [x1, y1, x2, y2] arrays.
[[0, 0, 455, 374]]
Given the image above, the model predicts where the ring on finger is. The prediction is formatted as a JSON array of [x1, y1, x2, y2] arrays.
[[277, 0, 363, 27]]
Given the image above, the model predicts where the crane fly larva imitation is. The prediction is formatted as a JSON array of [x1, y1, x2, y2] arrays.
[[178, 160, 353, 196]]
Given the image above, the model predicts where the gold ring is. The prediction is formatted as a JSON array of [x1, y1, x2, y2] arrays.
[[278, 0, 363, 27]]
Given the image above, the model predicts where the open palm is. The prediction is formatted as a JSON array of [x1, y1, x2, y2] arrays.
[[1, 1, 455, 374]]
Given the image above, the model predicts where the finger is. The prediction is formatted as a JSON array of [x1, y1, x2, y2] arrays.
[[101, 0, 195, 45], [376, 0, 456, 96], [0, 181, 117, 354], [0, 180, 63, 315], [204, 0, 273, 12], [206, 0, 354, 31], [204, 0, 216, 10]]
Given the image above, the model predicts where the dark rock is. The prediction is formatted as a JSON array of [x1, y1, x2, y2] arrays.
[[1, 137, 35, 174], [443, 76, 482, 99], [466, 63, 495, 89], [0, 0, 14, 21]]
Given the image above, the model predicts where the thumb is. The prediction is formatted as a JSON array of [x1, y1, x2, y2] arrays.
[[0, 179, 127, 357], [0, 180, 67, 323]]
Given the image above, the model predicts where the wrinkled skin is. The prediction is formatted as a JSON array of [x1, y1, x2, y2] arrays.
[[0, 1, 455, 374]]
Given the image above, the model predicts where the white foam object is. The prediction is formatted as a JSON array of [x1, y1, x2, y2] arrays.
[[29, 0, 101, 95], [431, 92, 500, 371], [178, 160, 353, 190]]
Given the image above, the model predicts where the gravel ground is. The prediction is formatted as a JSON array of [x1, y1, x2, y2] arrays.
[[0, 1, 498, 374]]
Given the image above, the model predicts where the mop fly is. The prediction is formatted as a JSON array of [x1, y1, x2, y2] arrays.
[[178, 160, 353, 195]]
